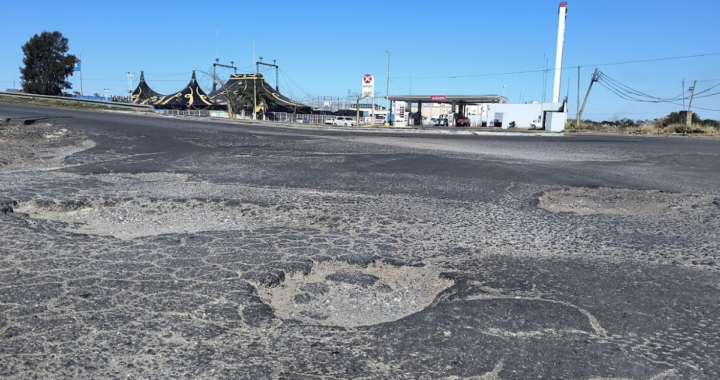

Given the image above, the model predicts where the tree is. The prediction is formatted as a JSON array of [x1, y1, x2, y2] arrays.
[[656, 111, 700, 127], [203, 72, 277, 119], [20, 31, 76, 95], [254, 82, 276, 117], [205, 71, 238, 119]]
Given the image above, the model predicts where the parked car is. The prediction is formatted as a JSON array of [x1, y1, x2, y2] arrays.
[[455, 114, 470, 127], [428, 118, 439, 126], [332, 116, 356, 126], [296, 117, 309, 124], [530, 119, 542, 129], [324, 118, 334, 125]]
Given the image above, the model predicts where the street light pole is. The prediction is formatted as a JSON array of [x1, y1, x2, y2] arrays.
[[385, 50, 391, 126], [682, 78, 686, 110], [79, 52, 84, 97], [126, 72, 134, 103], [253, 41, 258, 120]]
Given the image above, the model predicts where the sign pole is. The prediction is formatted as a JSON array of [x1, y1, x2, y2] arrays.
[[361, 74, 375, 125], [79, 53, 83, 97]]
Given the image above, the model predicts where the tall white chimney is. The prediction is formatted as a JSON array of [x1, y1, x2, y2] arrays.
[[552, 2, 568, 103]]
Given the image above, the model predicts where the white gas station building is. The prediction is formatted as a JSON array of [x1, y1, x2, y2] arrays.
[[384, 2, 570, 132], [387, 95, 568, 132]]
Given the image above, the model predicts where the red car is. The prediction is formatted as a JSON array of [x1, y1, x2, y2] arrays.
[[455, 115, 470, 127]]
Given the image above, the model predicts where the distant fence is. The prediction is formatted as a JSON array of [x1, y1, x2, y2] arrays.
[[157, 109, 211, 117], [268, 112, 339, 124], [151, 109, 365, 125]]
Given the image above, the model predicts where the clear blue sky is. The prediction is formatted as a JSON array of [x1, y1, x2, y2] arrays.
[[2, 0, 719, 121]]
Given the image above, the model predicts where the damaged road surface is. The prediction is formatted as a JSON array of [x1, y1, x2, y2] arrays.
[[1, 103, 719, 379]]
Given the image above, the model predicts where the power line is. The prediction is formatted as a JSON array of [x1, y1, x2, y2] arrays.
[[597, 72, 688, 103], [278, 68, 310, 98], [143, 71, 193, 77], [596, 72, 720, 112], [404, 52, 720, 80], [389, 78, 408, 94]]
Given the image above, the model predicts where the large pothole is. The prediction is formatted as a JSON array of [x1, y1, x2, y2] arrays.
[[538, 187, 719, 216], [13, 197, 256, 240], [255, 260, 454, 327]]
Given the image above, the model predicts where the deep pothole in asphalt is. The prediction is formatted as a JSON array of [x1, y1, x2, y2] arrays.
[[255, 260, 454, 327], [538, 187, 719, 216]]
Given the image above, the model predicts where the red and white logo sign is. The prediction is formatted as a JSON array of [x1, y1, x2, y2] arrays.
[[361, 74, 375, 99], [430, 95, 447, 102]]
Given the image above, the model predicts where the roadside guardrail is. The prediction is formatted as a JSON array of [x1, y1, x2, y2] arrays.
[[0, 92, 154, 111]]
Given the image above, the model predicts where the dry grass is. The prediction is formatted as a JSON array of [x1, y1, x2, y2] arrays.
[[0, 94, 152, 112], [660, 123, 719, 135], [637, 124, 660, 134], [569, 121, 718, 136]]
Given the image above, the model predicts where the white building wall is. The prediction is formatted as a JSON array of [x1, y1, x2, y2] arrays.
[[546, 111, 567, 132], [487, 104, 543, 128]]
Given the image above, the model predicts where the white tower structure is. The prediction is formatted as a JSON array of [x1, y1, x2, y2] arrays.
[[552, 2, 568, 103]]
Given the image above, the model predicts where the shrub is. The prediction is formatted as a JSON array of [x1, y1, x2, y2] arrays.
[[660, 123, 719, 135]]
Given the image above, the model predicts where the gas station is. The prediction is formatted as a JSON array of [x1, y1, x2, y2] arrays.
[[386, 94, 507, 127], [385, 94, 567, 131]]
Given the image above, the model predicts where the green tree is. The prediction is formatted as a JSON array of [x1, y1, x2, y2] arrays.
[[226, 81, 276, 117], [255, 82, 276, 113], [20, 31, 76, 95], [657, 111, 700, 127]]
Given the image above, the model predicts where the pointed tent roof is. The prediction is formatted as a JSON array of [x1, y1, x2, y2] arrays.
[[155, 71, 214, 109], [131, 71, 166, 105], [209, 73, 312, 113]]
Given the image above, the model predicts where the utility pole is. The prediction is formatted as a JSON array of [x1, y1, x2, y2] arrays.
[[687, 80, 697, 112], [256, 58, 280, 92], [253, 41, 257, 120], [682, 78, 686, 110], [212, 60, 237, 92], [213, 60, 237, 73], [126, 72, 134, 103], [578, 68, 599, 121], [542, 54, 548, 103], [576, 66, 580, 130], [385, 50, 391, 126], [79, 52, 84, 97], [214, 23, 220, 91], [213, 59, 218, 92], [686, 80, 697, 131]]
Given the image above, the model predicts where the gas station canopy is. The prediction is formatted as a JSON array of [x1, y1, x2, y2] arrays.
[[386, 95, 508, 104]]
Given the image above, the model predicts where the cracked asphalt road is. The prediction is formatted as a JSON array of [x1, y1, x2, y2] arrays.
[[1, 103, 719, 379]]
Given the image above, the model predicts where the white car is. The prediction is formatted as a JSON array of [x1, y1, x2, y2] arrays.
[[324, 118, 334, 125], [332, 116, 356, 126]]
